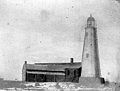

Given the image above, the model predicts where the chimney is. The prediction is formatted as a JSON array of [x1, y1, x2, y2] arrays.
[[25, 61, 27, 64], [70, 58, 74, 63]]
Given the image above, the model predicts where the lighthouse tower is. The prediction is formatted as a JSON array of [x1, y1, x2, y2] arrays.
[[81, 15, 100, 77], [79, 15, 104, 85]]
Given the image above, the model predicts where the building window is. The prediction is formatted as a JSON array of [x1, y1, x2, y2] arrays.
[[86, 53, 89, 58], [66, 70, 70, 75], [74, 70, 76, 77]]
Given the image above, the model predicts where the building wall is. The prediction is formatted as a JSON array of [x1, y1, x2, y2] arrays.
[[23, 67, 81, 82], [22, 63, 26, 82], [25, 73, 65, 82], [46, 75, 65, 82], [65, 68, 81, 82]]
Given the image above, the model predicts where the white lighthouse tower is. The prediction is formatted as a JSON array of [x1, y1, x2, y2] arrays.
[[79, 15, 104, 85]]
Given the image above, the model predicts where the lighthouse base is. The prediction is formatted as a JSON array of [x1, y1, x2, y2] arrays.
[[79, 77, 105, 87]]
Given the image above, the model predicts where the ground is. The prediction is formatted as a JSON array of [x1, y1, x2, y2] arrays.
[[0, 80, 118, 91]]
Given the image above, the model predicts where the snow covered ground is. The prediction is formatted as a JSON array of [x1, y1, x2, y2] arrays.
[[0, 82, 115, 91]]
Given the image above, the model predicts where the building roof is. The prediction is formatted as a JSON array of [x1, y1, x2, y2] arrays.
[[23, 62, 81, 72]]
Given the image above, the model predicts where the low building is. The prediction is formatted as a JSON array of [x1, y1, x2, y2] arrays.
[[22, 58, 81, 82]]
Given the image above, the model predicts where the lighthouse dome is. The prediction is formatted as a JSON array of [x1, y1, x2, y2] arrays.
[[87, 14, 96, 27], [87, 15, 95, 21]]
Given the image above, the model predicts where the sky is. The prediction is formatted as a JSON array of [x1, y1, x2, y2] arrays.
[[0, 0, 120, 82]]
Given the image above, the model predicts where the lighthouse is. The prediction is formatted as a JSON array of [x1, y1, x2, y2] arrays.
[[79, 15, 104, 85]]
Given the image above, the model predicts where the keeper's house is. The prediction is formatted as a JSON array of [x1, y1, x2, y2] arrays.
[[22, 58, 81, 82]]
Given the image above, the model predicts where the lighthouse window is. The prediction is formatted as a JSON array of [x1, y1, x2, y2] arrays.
[[85, 32, 88, 37], [86, 53, 89, 58]]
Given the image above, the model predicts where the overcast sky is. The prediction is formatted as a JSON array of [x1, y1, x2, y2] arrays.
[[0, 0, 120, 82]]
